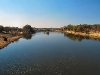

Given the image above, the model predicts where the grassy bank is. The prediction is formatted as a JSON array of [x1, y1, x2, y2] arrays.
[[0, 34, 22, 49]]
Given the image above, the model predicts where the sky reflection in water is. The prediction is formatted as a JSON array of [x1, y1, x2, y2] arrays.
[[0, 32, 100, 75]]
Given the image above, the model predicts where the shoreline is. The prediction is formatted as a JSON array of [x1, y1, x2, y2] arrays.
[[0, 34, 22, 49], [64, 31, 100, 39]]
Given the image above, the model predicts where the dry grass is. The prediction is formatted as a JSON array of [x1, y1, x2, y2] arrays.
[[0, 34, 22, 49], [65, 31, 100, 39]]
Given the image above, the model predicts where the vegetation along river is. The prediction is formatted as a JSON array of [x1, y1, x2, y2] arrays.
[[0, 32, 100, 75]]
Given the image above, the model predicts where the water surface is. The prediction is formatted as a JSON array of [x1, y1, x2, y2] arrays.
[[0, 32, 100, 75]]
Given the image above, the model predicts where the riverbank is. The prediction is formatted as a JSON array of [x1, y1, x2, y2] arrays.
[[64, 31, 100, 39], [0, 34, 22, 49]]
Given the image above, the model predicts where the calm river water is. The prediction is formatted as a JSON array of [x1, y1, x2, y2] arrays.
[[0, 32, 100, 75]]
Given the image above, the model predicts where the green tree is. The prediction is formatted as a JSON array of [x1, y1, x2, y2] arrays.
[[0, 25, 4, 33], [73, 26, 77, 32], [67, 24, 73, 31], [76, 26, 83, 32], [23, 24, 35, 33]]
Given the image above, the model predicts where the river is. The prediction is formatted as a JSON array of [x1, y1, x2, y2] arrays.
[[0, 32, 100, 75]]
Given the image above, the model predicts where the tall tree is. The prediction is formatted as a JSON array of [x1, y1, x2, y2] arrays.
[[0, 25, 4, 33]]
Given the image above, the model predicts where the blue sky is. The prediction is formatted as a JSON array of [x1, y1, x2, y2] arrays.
[[0, 0, 100, 28]]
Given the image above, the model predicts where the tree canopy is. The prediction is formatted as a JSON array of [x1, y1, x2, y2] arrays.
[[63, 24, 100, 34], [0, 25, 4, 33], [23, 24, 35, 33]]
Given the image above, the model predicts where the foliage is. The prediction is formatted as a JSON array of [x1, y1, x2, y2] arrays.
[[23, 24, 35, 33], [44, 28, 50, 32], [63, 24, 100, 34], [0, 25, 4, 33]]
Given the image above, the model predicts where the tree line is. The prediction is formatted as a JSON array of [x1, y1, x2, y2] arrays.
[[0, 24, 35, 34], [63, 24, 100, 34]]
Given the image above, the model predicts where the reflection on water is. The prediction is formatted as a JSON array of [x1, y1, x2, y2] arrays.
[[44, 31, 49, 35], [22, 34, 33, 40], [64, 32, 100, 42], [0, 32, 100, 75]]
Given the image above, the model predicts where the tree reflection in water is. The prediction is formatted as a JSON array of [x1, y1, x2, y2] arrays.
[[44, 31, 50, 35], [22, 34, 32, 40], [64, 33, 100, 42], [46, 31, 49, 35]]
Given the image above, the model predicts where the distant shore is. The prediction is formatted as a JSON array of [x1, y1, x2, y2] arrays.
[[0, 34, 22, 49], [64, 31, 100, 39]]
